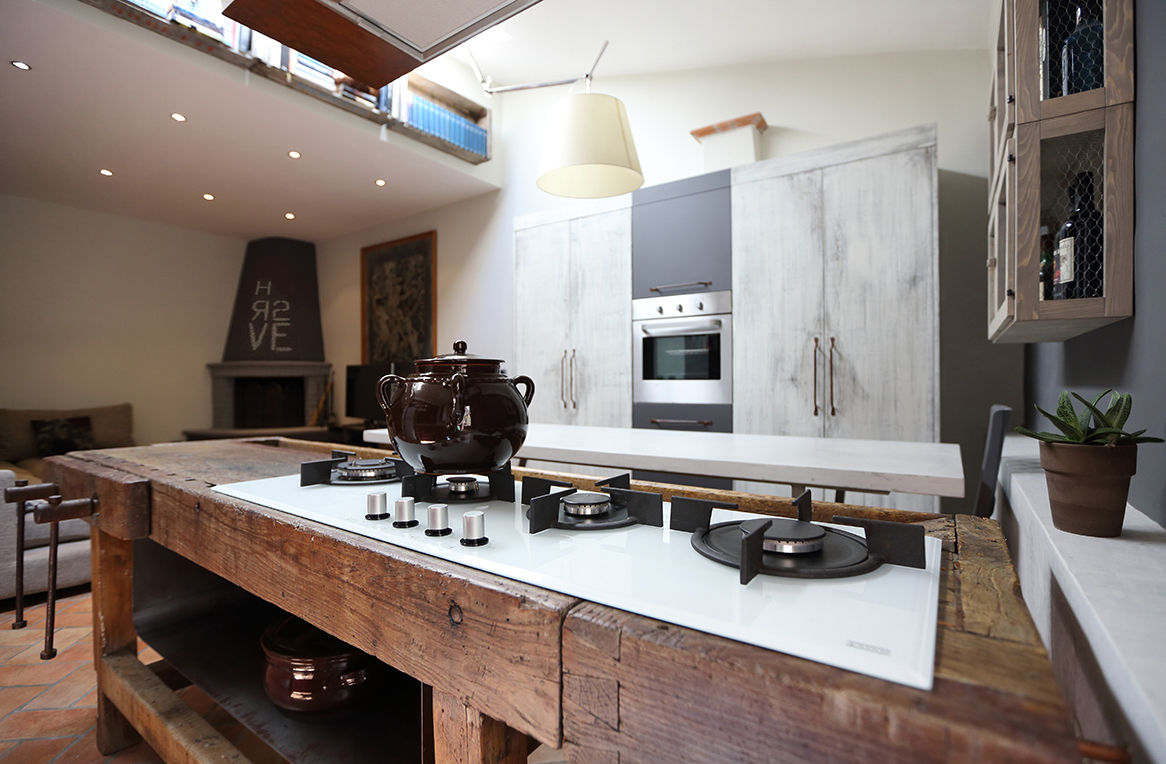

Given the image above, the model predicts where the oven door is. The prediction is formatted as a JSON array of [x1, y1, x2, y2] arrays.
[[632, 314, 732, 405]]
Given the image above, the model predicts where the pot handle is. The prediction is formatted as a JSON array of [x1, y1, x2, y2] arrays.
[[339, 668, 368, 687], [375, 374, 407, 411], [449, 372, 467, 431], [512, 375, 535, 406]]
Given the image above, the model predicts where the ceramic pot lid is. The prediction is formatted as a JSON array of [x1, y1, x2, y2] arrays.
[[415, 340, 503, 370]]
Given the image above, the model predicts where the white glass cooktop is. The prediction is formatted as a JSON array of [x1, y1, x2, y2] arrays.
[[213, 475, 941, 690]]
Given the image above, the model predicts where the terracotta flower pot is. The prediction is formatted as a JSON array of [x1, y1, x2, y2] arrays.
[[1039, 442, 1137, 537]]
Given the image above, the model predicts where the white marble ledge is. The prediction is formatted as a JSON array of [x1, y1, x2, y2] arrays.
[[998, 435, 1166, 762], [365, 423, 964, 498]]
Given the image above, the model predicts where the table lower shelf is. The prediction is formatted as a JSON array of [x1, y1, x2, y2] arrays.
[[134, 541, 427, 763]]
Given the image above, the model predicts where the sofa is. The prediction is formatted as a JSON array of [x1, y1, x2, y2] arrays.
[[1, 403, 135, 599]]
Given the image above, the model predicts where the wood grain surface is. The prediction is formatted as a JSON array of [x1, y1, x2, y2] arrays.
[[54, 438, 1075, 762]]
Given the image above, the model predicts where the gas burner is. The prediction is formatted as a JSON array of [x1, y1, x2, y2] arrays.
[[523, 474, 664, 533], [678, 491, 927, 582], [301, 452, 405, 487], [398, 461, 515, 503], [561, 492, 612, 517], [336, 458, 399, 482]]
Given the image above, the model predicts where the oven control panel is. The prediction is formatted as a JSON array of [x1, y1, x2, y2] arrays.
[[632, 290, 731, 320]]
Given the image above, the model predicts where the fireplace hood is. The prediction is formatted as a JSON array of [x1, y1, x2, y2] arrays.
[[223, 0, 543, 87]]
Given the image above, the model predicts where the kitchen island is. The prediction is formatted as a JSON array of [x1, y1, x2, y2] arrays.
[[365, 423, 966, 498], [45, 438, 1073, 762]]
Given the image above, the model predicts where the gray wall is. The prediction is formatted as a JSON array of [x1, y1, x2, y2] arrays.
[[1025, 0, 1166, 526]]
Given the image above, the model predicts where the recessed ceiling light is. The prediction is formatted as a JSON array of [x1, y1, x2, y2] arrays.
[[171, 112, 187, 122], [99, 168, 113, 176], [10, 61, 31, 71], [284, 212, 296, 220], [202, 193, 215, 201], [375, 179, 386, 187], [288, 151, 301, 159]]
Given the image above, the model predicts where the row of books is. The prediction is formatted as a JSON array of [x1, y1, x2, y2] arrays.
[[406, 96, 488, 158]]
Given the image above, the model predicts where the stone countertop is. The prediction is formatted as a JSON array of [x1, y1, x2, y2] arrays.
[[998, 435, 1166, 762], [365, 423, 964, 497]]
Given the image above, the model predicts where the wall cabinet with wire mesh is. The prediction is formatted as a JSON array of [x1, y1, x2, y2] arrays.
[[986, 0, 1134, 343]]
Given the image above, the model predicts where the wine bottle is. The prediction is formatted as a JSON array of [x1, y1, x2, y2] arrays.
[[1062, 0, 1104, 96], [1052, 172, 1103, 300], [1039, 226, 1054, 300]]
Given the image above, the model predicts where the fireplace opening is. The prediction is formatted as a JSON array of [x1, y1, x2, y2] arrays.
[[234, 378, 306, 429]]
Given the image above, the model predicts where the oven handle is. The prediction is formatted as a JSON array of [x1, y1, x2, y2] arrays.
[[650, 418, 713, 428], [639, 319, 723, 337], [649, 280, 712, 293]]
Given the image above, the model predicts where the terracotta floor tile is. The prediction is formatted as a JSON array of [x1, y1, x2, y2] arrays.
[[49, 610, 94, 630], [136, 644, 162, 665], [74, 688, 98, 709], [0, 648, 23, 666], [0, 659, 87, 689], [0, 736, 72, 762], [0, 706, 96, 741], [52, 639, 95, 665], [7, 628, 91, 665], [0, 687, 42, 719], [175, 685, 217, 717], [0, 743, 12, 757], [0, 630, 43, 650], [55, 729, 108, 764], [25, 665, 97, 710], [56, 596, 92, 615]]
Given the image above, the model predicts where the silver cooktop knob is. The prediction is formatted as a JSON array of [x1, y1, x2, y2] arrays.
[[425, 503, 452, 537], [365, 492, 388, 521], [460, 510, 488, 547], [393, 496, 418, 528]]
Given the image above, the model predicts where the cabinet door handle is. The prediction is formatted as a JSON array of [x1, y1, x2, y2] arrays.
[[829, 337, 837, 416], [560, 349, 568, 409], [649, 418, 713, 427], [812, 337, 820, 417], [569, 349, 578, 409]]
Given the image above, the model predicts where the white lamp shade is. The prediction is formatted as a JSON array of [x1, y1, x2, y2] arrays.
[[537, 92, 643, 198]]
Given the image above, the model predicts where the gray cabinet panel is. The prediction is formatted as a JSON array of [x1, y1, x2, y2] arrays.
[[632, 171, 731, 298]]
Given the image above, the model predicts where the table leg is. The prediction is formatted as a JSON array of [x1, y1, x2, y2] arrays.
[[90, 529, 141, 754], [431, 688, 531, 764]]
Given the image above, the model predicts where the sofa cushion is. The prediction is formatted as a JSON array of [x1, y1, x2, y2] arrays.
[[0, 403, 134, 462], [31, 416, 96, 457]]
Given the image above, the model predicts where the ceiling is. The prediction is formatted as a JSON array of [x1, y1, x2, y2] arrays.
[[0, 0, 994, 242]]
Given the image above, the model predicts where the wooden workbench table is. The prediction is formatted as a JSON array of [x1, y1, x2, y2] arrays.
[[46, 438, 1077, 763]]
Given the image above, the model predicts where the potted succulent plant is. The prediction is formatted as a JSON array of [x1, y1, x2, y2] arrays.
[[1016, 389, 1162, 537]]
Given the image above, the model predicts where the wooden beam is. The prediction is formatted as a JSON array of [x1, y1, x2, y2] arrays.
[[97, 654, 248, 762], [431, 688, 531, 764]]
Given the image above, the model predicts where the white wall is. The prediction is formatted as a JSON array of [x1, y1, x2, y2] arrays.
[[0, 195, 245, 445], [320, 49, 994, 419]]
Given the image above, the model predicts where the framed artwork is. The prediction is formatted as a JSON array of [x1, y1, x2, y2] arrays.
[[361, 231, 436, 368]]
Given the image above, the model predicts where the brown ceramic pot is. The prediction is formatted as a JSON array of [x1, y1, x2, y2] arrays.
[[261, 615, 374, 715], [1039, 441, 1137, 537], [375, 341, 535, 475]]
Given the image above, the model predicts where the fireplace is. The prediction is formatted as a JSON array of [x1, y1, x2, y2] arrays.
[[208, 361, 330, 430]]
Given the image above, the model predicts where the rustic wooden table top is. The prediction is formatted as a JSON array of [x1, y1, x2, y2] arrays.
[[49, 438, 1078, 763]]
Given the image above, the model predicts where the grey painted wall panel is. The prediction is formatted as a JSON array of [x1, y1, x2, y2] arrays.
[[1026, 0, 1166, 525]]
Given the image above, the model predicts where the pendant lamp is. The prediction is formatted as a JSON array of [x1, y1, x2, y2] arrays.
[[536, 91, 643, 198]]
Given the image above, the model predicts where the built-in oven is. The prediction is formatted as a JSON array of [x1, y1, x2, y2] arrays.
[[632, 290, 731, 406]]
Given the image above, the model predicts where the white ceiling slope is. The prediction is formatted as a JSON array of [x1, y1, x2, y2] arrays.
[[0, 0, 993, 241]]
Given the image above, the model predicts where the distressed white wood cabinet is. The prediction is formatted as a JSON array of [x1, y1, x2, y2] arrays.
[[514, 199, 632, 428], [731, 125, 940, 511]]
